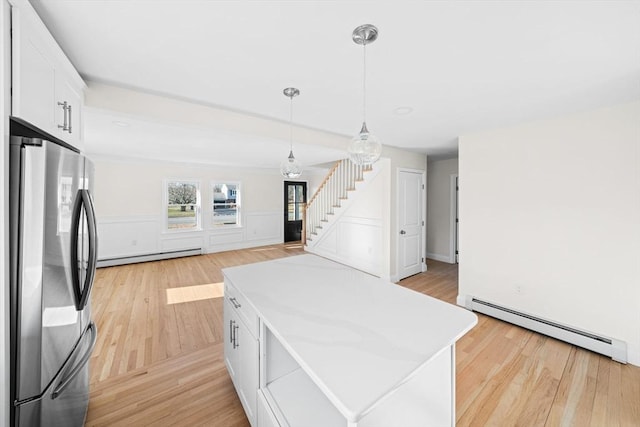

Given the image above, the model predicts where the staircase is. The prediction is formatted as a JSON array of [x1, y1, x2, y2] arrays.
[[304, 159, 374, 248]]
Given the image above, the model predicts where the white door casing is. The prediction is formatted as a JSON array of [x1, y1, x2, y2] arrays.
[[397, 169, 426, 280], [449, 174, 459, 264]]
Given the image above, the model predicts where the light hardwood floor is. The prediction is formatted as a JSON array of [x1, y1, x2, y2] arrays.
[[86, 244, 640, 426]]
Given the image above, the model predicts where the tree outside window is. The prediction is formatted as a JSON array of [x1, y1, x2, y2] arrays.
[[166, 181, 200, 230]]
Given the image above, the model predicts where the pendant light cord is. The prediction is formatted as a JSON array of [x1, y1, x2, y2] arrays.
[[363, 44, 367, 124], [289, 96, 294, 151]]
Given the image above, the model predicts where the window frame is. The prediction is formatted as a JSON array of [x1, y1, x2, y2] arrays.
[[163, 179, 202, 233], [211, 181, 242, 228]]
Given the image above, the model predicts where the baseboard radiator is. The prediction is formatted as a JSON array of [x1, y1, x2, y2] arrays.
[[96, 248, 202, 268], [467, 297, 627, 364]]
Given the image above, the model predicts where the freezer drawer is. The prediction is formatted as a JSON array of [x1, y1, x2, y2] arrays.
[[15, 322, 97, 427]]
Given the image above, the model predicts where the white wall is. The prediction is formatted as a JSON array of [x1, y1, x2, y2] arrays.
[[382, 146, 428, 279], [92, 157, 328, 260], [426, 158, 457, 262], [1, 1, 10, 423], [458, 101, 640, 366]]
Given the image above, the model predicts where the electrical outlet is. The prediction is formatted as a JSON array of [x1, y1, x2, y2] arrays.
[[132, 239, 137, 246], [515, 284, 524, 295]]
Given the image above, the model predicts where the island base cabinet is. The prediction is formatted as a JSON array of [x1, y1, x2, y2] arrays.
[[222, 256, 477, 427]]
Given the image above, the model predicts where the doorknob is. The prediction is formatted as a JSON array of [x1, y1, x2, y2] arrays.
[[400, 230, 406, 235]]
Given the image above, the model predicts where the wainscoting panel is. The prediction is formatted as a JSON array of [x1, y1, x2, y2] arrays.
[[97, 212, 284, 264], [208, 229, 244, 246], [97, 216, 160, 260], [161, 234, 205, 252], [245, 211, 282, 241], [312, 216, 382, 276]]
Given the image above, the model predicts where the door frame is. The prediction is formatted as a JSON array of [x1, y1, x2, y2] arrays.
[[449, 174, 458, 264], [395, 168, 427, 281]]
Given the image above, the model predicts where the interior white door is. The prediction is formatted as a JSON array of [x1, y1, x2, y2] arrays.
[[398, 170, 424, 280]]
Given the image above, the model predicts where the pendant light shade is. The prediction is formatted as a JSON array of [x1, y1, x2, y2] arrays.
[[280, 87, 303, 178], [348, 24, 382, 166], [347, 122, 382, 166], [280, 149, 303, 178]]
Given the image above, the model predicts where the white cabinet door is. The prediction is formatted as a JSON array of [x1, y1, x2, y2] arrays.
[[223, 298, 240, 386], [11, 3, 85, 152], [12, 7, 55, 133], [237, 325, 258, 426]]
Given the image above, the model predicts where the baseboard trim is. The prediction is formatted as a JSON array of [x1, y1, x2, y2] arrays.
[[426, 252, 453, 263], [466, 295, 627, 364], [97, 248, 202, 268]]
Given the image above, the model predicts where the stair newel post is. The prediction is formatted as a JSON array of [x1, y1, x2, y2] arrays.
[[338, 160, 342, 199], [331, 172, 335, 210], [331, 172, 334, 210], [321, 182, 325, 221], [325, 179, 329, 217], [327, 174, 331, 214], [345, 160, 348, 196], [325, 179, 329, 218], [341, 160, 345, 198], [302, 202, 307, 245], [312, 201, 316, 236]]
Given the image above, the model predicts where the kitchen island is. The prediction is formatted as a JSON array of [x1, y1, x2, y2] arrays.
[[222, 254, 477, 427]]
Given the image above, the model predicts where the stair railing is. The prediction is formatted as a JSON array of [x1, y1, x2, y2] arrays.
[[304, 159, 370, 244]]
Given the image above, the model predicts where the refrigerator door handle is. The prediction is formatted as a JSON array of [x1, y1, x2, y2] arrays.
[[51, 322, 97, 400], [78, 190, 98, 310], [70, 189, 98, 310]]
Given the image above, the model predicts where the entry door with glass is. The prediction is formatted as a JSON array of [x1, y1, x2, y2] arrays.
[[284, 181, 307, 242]]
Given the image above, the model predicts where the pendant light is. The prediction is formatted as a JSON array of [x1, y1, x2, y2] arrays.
[[280, 87, 303, 178], [347, 24, 382, 166]]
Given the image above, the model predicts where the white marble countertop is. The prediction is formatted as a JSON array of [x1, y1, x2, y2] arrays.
[[222, 254, 477, 422]]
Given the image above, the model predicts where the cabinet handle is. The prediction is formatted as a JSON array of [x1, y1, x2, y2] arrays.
[[67, 104, 72, 133], [230, 297, 241, 309], [229, 320, 234, 343], [233, 324, 240, 349], [57, 101, 69, 131]]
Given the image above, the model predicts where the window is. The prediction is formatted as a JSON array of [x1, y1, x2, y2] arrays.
[[212, 182, 240, 227], [165, 180, 201, 231]]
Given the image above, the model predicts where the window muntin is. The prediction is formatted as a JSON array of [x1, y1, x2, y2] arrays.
[[212, 182, 240, 227], [287, 183, 305, 221], [166, 180, 200, 231]]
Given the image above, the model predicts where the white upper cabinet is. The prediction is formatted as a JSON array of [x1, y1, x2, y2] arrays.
[[11, 1, 85, 151]]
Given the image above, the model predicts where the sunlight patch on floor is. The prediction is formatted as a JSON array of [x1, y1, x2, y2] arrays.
[[166, 282, 224, 305]]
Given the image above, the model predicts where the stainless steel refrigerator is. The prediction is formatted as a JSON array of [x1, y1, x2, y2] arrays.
[[9, 120, 98, 427]]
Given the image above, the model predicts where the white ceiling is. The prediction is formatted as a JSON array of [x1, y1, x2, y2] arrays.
[[30, 0, 640, 167]]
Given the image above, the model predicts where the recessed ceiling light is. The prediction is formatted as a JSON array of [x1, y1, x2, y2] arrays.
[[394, 107, 413, 115], [112, 120, 130, 127]]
